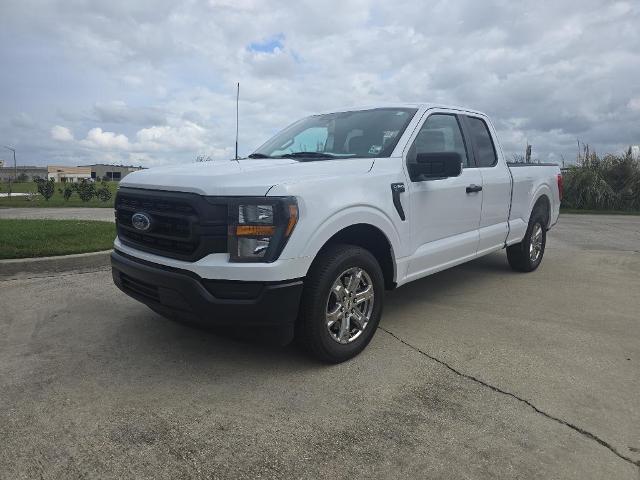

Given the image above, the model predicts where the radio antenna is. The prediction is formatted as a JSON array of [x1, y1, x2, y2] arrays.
[[235, 82, 240, 160]]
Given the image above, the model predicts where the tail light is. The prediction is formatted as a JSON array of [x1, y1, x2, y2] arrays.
[[557, 174, 563, 202]]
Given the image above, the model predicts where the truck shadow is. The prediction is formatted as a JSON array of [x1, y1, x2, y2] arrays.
[[386, 251, 511, 301], [122, 307, 318, 372], [135, 251, 512, 365]]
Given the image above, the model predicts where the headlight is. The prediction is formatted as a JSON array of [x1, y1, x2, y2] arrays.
[[239, 204, 274, 224], [228, 197, 298, 262]]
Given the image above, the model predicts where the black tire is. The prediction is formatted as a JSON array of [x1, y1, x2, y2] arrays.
[[297, 244, 384, 363], [507, 208, 547, 272]]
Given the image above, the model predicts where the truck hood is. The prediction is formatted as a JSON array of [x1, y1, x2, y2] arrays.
[[120, 158, 375, 196]]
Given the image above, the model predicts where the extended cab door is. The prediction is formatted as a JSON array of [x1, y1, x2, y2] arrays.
[[461, 115, 512, 255], [404, 111, 482, 280]]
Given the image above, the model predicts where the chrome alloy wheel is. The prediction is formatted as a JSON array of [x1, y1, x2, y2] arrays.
[[529, 223, 543, 263], [325, 267, 375, 344]]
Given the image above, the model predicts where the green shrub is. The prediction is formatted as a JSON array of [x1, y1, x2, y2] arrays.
[[76, 179, 96, 202], [34, 178, 55, 201], [563, 148, 640, 211], [95, 182, 112, 202], [61, 184, 75, 201]]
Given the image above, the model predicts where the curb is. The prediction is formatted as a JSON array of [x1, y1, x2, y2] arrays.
[[0, 250, 112, 279]]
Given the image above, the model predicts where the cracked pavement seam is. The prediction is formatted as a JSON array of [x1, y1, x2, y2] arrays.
[[378, 326, 640, 469]]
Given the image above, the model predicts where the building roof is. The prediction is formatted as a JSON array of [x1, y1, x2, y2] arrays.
[[77, 163, 144, 168], [48, 165, 91, 174]]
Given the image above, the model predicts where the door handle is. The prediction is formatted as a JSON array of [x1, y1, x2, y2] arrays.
[[466, 184, 483, 193]]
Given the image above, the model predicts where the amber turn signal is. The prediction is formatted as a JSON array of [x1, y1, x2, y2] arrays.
[[235, 225, 276, 237], [285, 204, 298, 237]]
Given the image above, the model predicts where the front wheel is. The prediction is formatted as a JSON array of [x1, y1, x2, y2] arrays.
[[297, 244, 384, 363], [507, 210, 547, 272]]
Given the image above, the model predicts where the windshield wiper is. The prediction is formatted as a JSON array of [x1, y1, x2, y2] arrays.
[[280, 152, 337, 159], [248, 152, 338, 161]]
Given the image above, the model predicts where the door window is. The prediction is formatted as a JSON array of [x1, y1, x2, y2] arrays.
[[465, 116, 498, 167], [408, 114, 471, 168]]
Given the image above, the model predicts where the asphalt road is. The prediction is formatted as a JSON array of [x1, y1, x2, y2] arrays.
[[1, 214, 639, 479]]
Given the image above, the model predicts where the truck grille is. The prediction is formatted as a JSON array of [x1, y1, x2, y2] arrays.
[[115, 188, 228, 261]]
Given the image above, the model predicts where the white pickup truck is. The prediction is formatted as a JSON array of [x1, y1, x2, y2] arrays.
[[111, 104, 562, 362]]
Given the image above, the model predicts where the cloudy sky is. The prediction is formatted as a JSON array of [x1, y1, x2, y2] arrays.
[[1, 0, 639, 168]]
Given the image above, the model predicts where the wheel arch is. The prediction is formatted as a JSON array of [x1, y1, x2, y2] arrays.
[[309, 223, 397, 290], [531, 193, 551, 228]]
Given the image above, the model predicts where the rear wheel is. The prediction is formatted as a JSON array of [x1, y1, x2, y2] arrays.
[[507, 208, 547, 272], [297, 244, 384, 363]]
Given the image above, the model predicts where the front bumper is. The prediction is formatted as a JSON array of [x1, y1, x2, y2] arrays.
[[114, 237, 312, 282], [111, 249, 303, 330]]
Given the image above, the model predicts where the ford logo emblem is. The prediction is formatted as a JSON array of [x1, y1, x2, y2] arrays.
[[131, 212, 151, 231]]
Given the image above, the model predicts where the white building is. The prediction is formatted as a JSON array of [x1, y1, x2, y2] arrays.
[[47, 165, 92, 182], [632, 145, 639, 160]]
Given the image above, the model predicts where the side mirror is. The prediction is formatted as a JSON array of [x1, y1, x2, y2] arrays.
[[409, 152, 462, 181]]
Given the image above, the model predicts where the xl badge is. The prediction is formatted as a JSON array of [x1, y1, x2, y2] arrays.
[[131, 212, 151, 231]]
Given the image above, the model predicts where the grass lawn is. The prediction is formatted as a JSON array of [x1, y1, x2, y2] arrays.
[[0, 219, 115, 259], [0, 182, 118, 208], [560, 208, 640, 215], [0, 182, 37, 193]]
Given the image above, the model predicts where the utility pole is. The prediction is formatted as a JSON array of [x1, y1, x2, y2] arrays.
[[4, 146, 16, 180], [235, 82, 240, 160]]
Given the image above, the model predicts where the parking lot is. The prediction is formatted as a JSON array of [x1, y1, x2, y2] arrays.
[[1, 214, 639, 479]]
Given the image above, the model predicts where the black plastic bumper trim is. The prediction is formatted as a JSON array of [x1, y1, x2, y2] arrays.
[[111, 249, 303, 329]]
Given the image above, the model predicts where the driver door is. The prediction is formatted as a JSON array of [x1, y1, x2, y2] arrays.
[[405, 111, 482, 279]]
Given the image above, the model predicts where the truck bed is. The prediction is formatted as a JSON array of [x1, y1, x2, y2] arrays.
[[506, 162, 562, 245]]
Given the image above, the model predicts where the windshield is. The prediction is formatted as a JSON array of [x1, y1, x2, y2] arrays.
[[251, 108, 418, 159]]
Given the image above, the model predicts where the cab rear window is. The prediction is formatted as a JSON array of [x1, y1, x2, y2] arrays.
[[465, 116, 498, 167]]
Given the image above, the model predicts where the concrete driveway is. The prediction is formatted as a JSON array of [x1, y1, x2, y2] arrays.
[[1, 214, 638, 479]]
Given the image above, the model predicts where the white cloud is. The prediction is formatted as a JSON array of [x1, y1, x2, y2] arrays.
[[51, 125, 74, 142], [134, 121, 207, 151], [628, 98, 640, 112], [81, 128, 130, 150], [2, 0, 640, 167], [120, 75, 144, 87]]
